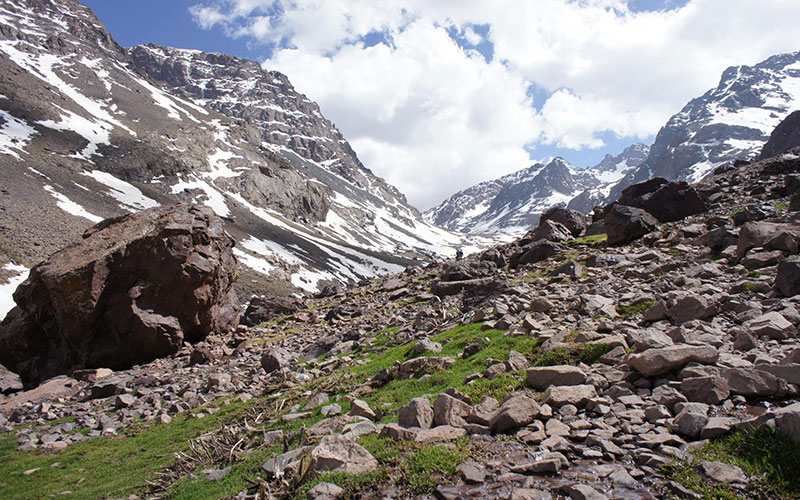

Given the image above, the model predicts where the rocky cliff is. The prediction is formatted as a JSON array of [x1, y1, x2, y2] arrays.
[[0, 0, 482, 311]]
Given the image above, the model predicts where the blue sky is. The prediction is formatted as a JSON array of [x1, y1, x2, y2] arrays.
[[83, 0, 800, 210]]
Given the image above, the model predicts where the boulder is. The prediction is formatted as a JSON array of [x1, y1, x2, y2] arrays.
[[775, 402, 800, 444], [526, 366, 587, 390], [489, 393, 540, 433], [628, 345, 719, 377], [722, 367, 790, 397], [398, 397, 434, 429], [680, 376, 730, 405], [737, 221, 800, 258], [0, 204, 239, 385], [541, 385, 597, 408], [528, 220, 573, 243], [777, 256, 800, 297], [616, 178, 707, 223], [666, 294, 716, 323], [673, 402, 709, 438], [509, 241, 563, 269], [758, 110, 800, 160], [745, 312, 797, 340], [309, 435, 378, 475], [698, 461, 747, 484], [433, 393, 472, 428], [242, 295, 304, 326], [540, 206, 586, 237], [604, 205, 658, 246], [261, 347, 291, 373]]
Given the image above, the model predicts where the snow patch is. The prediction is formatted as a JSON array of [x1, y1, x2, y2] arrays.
[[82, 170, 160, 211], [0, 110, 37, 159], [43, 184, 103, 222], [0, 262, 28, 321]]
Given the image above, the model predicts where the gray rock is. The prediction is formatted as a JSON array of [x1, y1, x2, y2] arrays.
[[261, 347, 291, 373], [628, 345, 719, 377], [542, 385, 597, 408], [309, 435, 378, 474], [412, 339, 442, 355], [320, 404, 342, 417], [722, 367, 790, 397], [489, 393, 540, 433], [433, 393, 472, 428], [775, 402, 800, 444], [526, 366, 587, 390], [262, 446, 311, 479], [458, 461, 486, 484], [666, 294, 716, 323], [304, 393, 330, 410], [307, 482, 343, 500], [680, 376, 730, 405], [673, 402, 709, 438], [349, 399, 376, 420], [604, 204, 658, 246], [745, 312, 797, 340], [414, 425, 467, 443], [567, 484, 609, 500], [510, 488, 553, 500], [398, 397, 433, 429], [468, 396, 499, 426], [698, 461, 747, 484], [777, 256, 800, 297]]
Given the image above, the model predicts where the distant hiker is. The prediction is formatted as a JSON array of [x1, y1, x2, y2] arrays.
[[455, 247, 463, 260]]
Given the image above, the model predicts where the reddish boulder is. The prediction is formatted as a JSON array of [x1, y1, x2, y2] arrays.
[[0, 204, 239, 384]]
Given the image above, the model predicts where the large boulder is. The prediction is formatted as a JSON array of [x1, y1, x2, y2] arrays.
[[603, 205, 658, 246], [758, 110, 800, 160], [528, 220, 573, 243], [615, 178, 707, 223], [242, 295, 304, 326], [777, 256, 800, 297], [509, 241, 563, 269], [0, 204, 240, 385], [628, 345, 719, 377], [539, 206, 586, 237]]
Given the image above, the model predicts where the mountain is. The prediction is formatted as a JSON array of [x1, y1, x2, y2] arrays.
[[425, 144, 648, 235], [0, 0, 482, 309], [611, 50, 800, 198]]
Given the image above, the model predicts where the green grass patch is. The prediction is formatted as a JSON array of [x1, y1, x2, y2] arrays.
[[402, 444, 467, 494], [737, 282, 763, 294], [0, 398, 256, 500], [348, 323, 537, 410], [533, 347, 571, 367], [568, 233, 607, 246], [294, 470, 386, 500], [662, 426, 800, 499], [579, 343, 613, 364], [775, 201, 789, 211], [666, 248, 681, 255], [615, 300, 655, 316], [460, 371, 525, 403]]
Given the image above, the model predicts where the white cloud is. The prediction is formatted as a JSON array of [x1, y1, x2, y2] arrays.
[[190, 0, 800, 209]]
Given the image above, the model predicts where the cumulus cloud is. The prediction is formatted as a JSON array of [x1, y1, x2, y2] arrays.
[[189, 0, 800, 209]]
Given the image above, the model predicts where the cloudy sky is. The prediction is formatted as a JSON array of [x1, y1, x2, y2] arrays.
[[87, 0, 800, 210]]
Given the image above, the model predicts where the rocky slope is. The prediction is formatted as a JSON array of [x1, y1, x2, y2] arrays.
[[0, 0, 482, 311], [2, 149, 800, 499], [425, 144, 648, 235]]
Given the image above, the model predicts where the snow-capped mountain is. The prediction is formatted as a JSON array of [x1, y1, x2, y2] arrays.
[[0, 0, 484, 309], [425, 145, 648, 235], [611, 50, 800, 198]]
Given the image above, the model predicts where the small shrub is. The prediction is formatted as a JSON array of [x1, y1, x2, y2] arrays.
[[615, 300, 655, 316], [533, 347, 570, 367], [294, 470, 385, 500], [579, 343, 613, 364], [569, 233, 607, 246]]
